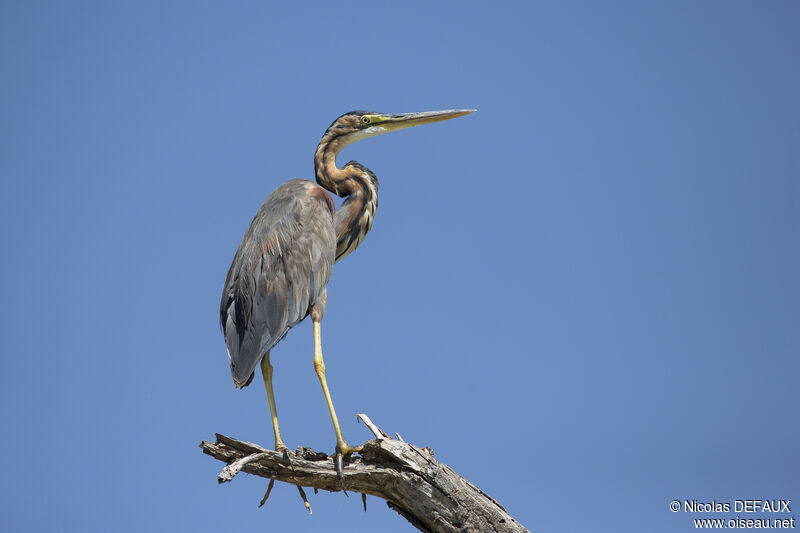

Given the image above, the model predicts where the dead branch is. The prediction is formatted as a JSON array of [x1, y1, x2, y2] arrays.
[[199, 415, 529, 533]]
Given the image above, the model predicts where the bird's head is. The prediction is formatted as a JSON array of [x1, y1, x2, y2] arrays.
[[322, 109, 476, 149]]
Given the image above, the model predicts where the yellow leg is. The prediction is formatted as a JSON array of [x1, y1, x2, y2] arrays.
[[313, 320, 361, 455], [261, 351, 291, 454]]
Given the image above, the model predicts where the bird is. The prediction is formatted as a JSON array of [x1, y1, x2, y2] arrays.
[[220, 109, 475, 458]]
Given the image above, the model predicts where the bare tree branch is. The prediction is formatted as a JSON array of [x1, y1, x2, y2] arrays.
[[199, 416, 529, 533]]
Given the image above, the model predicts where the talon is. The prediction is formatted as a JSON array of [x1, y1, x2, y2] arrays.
[[333, 453, 348, 496], [333, 441, 362, 496], [296, 485, 312, 514], [258, 479, 276, 507], [276, 444, 295, 456], [276, 443, 295, 466]]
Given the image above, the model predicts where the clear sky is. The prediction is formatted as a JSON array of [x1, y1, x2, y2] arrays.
[[1, 1, 797, 532]]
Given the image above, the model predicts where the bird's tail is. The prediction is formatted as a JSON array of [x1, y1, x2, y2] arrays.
[[224, 312, 258, 388]]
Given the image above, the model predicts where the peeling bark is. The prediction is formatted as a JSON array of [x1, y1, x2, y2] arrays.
[[200, 416, 529, 533]]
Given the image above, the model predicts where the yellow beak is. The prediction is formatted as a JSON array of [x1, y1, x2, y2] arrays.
[[376, 109, 476, 132]]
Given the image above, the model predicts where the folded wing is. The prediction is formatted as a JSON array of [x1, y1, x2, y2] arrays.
[[220, 179, 336, 387]]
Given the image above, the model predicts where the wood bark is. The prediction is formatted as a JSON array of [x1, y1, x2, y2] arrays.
[[199, 416, 529, 533]]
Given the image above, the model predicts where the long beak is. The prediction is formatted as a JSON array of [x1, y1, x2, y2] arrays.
[[378, 109, 476, 132], [340, 109, 475, 148]]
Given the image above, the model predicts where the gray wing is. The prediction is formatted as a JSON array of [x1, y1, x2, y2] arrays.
[[220, 179, 336, 388]]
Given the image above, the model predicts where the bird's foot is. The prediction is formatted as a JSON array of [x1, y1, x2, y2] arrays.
[[336, 442, 363, 456], [333, 441, 363, 496], [275, 441, 295, 461]]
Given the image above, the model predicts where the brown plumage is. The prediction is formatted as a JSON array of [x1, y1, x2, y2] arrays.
[[219, 109, 474, 456], [221, 179, 336, 387]]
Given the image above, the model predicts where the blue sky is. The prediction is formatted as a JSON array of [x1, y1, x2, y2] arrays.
[[1, 2, 797, 532]]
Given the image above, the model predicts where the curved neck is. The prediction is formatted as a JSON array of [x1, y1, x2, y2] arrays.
[[315, 137, 378, 262]]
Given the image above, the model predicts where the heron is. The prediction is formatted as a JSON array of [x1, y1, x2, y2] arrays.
[[220, 109, 475, 458]]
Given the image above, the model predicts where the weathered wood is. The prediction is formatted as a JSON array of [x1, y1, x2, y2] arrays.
[[200, 417, 529, 533]]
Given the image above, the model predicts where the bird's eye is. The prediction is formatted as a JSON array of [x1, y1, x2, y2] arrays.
[[361, 116, 370, 124]]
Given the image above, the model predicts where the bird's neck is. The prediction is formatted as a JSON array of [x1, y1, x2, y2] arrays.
[[315, 139, 379, 262]]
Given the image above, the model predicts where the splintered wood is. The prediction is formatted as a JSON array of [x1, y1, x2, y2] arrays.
[[200, 415, 529, 533]]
